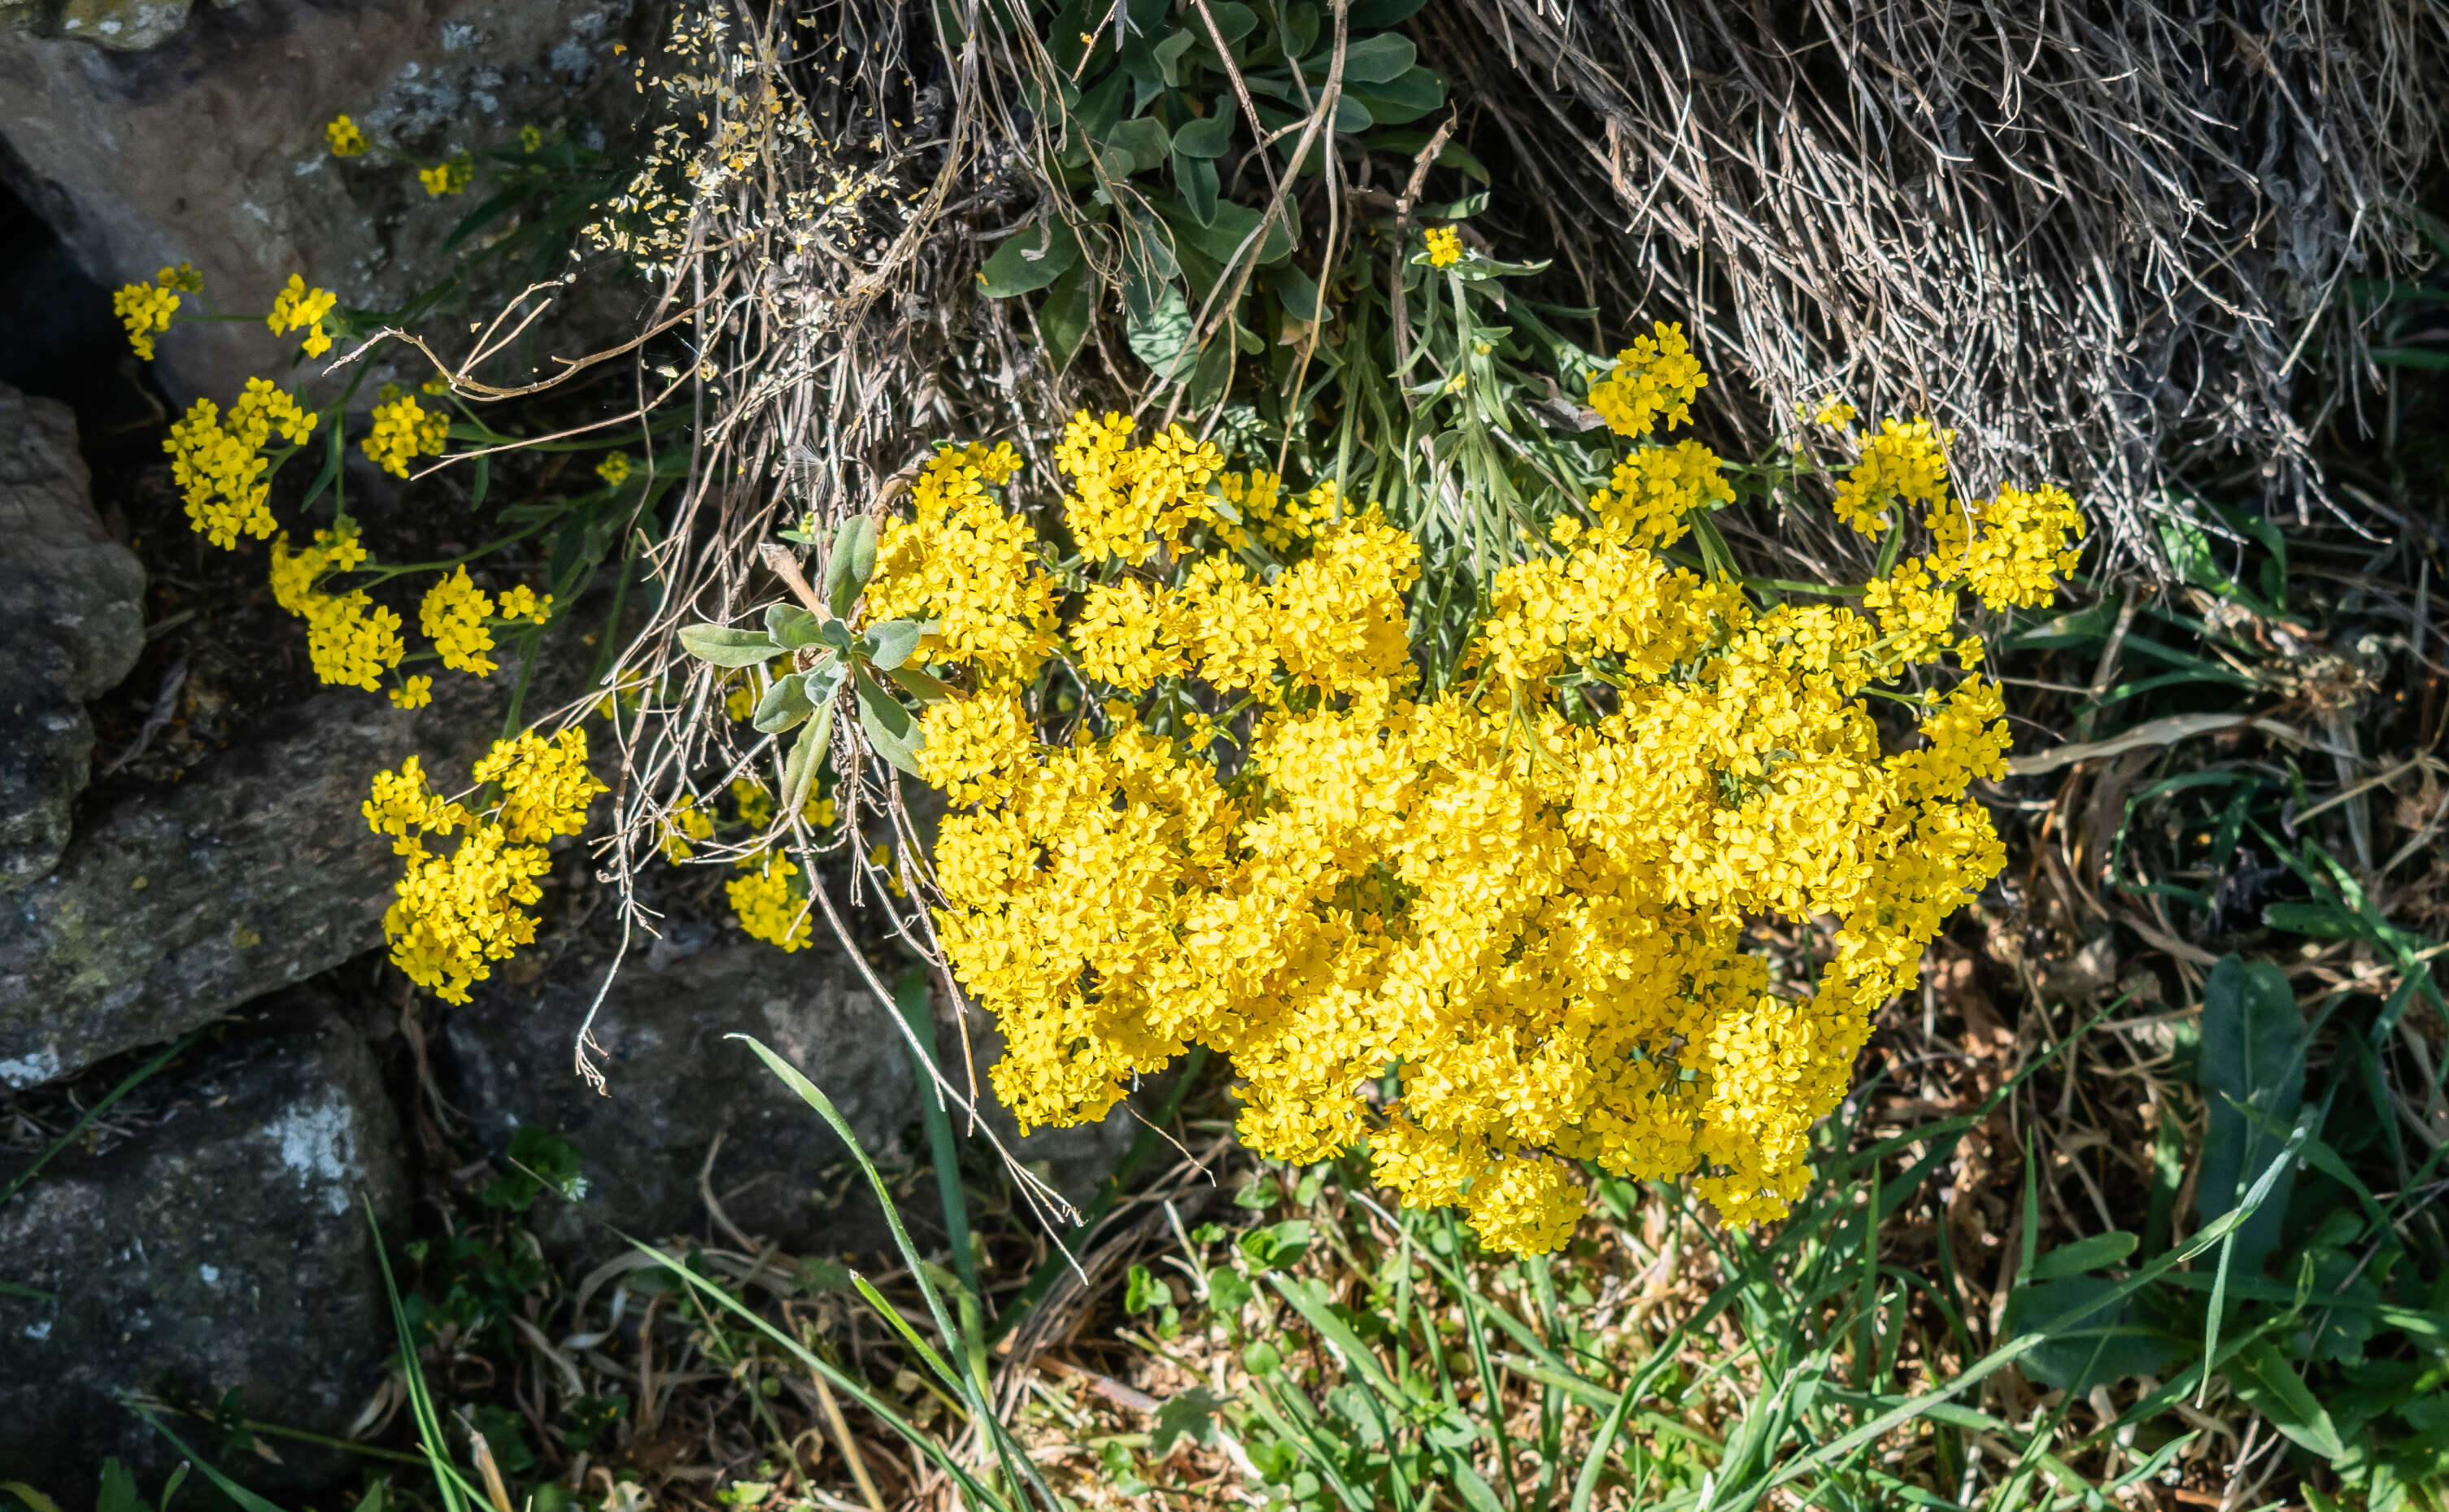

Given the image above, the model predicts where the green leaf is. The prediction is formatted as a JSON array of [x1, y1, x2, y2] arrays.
[[1156, 196, 1293, 268], [0, 1485, 64, 1512], [1348, 0, 1427, 24], [2195, 954, 2306, 1280], [1335, 32, 1415, 82], [1152, 1385, 1226, 1456], [2260, 901, 2360, 939], [781, 698, 834, 817], [678, 624, 780, 668], [1174, 150, 1220, 226], [856, 669, 925, 774], [1183, 328, 1235, 411], [2229, 1339, 2349, 1460], [765, 604, 823, 648], [889, 663, 955, 703], [825, 516, 878, 617], [95, 1463, 141, 1512], [753, 671, 816, 734], [2029, 1231, 2138, 1279], [1101, 115, 1173, 175], [1347, 65, 1444, 124], [2002, 1275, 2181, 1392], [1173, 109, 1235, 158], [863, 618, 927, 670], [1039, 259, 1096, 374], [2159, 514, 2238, 595], [1274, 264, 1322, 321], [1150, 28, 1196, 86], [1126, 285, 1198, 381], [978, 216, 1082, 298]]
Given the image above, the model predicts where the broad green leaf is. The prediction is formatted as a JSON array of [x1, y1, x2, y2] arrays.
[[2158, 513, 2237, 595], [1101, 115, 1173, 175], [863, 618, 926, 670], [765, 603, 822, 648], [678, 624, 779, 668], [856, 669, 924, 774], [1174, 150, 1220, 225], [0, 1487, 63, 1512], [1173, 109, 1235, 158], [752, 671, 815, 734], [2002, 1275, 2181, 1392], [1127, 285, 1198, 381], [1039, 259, 1097, 374], [825, 516, 878, 617], [1183, 328, 1235, 411], [2029, 1231, 2138, 1279], [1348, 0, 1427, 24], [1150, 27, 1196, 86], [2195, 953, 2306, 1280], [781, 698, 834, 817], [978, 216, 1082, 298], [1152, 1386, 1226, 1456], [2229, 1339, 2348, 1460], [1274, 264, 1323, 321], [1334, 32, 1415, 82], [1348, 65, 1445, 124]]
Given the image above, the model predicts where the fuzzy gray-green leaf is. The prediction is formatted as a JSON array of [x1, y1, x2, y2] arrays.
[[678, 624, 780, 669]]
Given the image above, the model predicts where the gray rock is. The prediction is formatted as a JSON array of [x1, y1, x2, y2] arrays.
[[0, 382, 143, 893], [0, 1008, 408, 1489], [0, 681, 492, 1087], [0, 0, 641, 404], [440, 938, 1161, 1259], [442, 937, 920, 1257]]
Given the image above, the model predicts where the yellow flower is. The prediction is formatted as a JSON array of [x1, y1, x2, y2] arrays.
[[1587, 322, 1708, 438], [362, 392, 448, 478], [165, 380, 317, 549], [325, 115, 369, 157], [730, 777, 775, 829], [365, 734, 598, 1004], [421, 568, 497, 676], [1423, 225, 1462, 268], [1811, 395, 1856, 427], [421, 374, 451, 395], [519, 124, 543, 154], [874, 395, 2077, 1251], [1829, 417, 1951, 538], [269, 522, 403, 689], [660, 793, 716, 861], [390, 675, 434, 709], [111, 278, 181, 362], [496, 584, 553, 625], [595, 452, 633, 487], [266, 273, 338, 359], [728, 850, 813, 951], [417, 153, 474, 197]]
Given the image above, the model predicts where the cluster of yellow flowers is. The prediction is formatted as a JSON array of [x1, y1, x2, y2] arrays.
[[269, 521, 406, 690], [1828, 417, 1953, 538], [364, 730, 604, 1003], [728, 851, 815, 952], [109, 264, 198, 361], [165, 378, 320, 548], [420, 568, 499, 676], [325, 114, 369, 156], [418, 154, 474, 197], [266, 273, 338, 358], [851, 330, 2081, 1251], [363, 390, 450, 478], [597, 452, 634, 487], [1423, 226, 1462, 268]]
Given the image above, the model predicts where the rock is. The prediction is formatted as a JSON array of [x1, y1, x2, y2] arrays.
[[0, 381, 143, 893], [0, 680, 493, 1088], [440, 936, 1164, 1259], [0, 382, 143, 896], [0, 0, 643, 406], [0, 1004, 409, 1489], [441, 936, 920, 1257]]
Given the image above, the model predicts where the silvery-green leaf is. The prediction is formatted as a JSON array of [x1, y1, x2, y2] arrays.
[[864, 618, 926, 670], [678, 624, 779, 669], [817, 618, 856, 653], [752, 672, 815, 734], [825, 516, 879, 617], [780, 699, 834, 817], [854, 666, 913, 739], [857, 691, 924, 776], [766, 604, 824, 649]]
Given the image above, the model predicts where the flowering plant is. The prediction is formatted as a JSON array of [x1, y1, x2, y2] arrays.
[[701, 329, 2080, 1253]]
